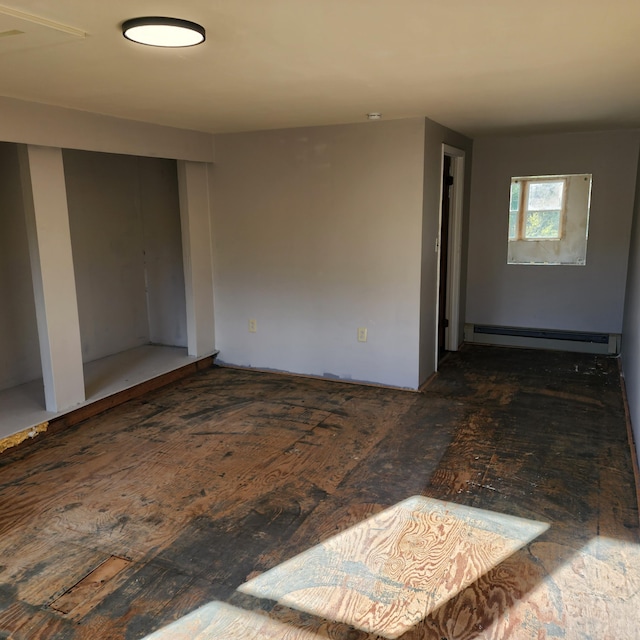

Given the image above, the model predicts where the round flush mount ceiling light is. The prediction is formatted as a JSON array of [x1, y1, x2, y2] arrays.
[[367, 112, 382, 120], [122, 17, 205, 48]]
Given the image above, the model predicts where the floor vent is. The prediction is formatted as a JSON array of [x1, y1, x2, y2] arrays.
[[464, 324, 620, 354]]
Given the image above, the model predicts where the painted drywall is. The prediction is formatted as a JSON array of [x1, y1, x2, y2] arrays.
[[621, 146, 640, 465], [0, 142, 41, 390], [178, 161, 217, 358], [466, 131, 640, 333], [64, 150, 187, 363], [19, 144, 85, 412], [419, 121, 473, 385], [211, 119, 427, 389], [0, 96, 214, 162], [138, 158, 188, 347]]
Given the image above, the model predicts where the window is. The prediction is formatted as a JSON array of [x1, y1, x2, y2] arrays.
[[509, 178, 566, 241], [507, 173, 592, 266]]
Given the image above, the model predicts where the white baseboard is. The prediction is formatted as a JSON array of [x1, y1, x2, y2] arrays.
[[464, 324, 620, 355]]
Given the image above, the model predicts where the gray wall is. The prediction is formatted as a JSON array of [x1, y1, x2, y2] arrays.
[[466, 131, 640, 333], [0, 142, 41, 390], [64, 150, 187, 363], [138, 158, 188, 347], [621, 147, 640, 466], [419, 120, 473, 384], [0, 96, 214, 162], [211, 119, 427, 389]]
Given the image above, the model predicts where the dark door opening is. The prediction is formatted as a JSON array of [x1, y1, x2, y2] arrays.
[[438, 155, 453, 362]]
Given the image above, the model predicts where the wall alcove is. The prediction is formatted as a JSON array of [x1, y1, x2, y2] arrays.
[[0, 146, 208, 440], [64, 149, 189, 397]]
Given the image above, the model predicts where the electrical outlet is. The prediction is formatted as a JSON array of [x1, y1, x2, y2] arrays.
[[249, 318, 257, 333], [357, 327, 367, 342]]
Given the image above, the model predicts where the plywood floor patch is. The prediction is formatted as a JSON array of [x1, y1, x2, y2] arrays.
[[49, 555, 131, 618]]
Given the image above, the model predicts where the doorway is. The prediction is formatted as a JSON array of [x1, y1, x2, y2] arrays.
[[436, 145, 465, 368]]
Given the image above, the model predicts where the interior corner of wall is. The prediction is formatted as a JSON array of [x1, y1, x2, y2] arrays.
[[463, 323, 475, 342]]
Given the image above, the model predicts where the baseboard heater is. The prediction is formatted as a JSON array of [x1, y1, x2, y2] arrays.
[[465, 324, 620, 354]]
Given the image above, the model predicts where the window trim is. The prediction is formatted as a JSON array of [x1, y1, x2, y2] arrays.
[[509, 176, 568, 242]]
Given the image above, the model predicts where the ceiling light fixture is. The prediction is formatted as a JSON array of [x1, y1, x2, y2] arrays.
[[122, 17, 205, 48], [367, 112, 382, 120]]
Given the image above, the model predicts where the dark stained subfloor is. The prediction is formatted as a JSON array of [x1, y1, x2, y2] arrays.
[[0, 345, 638, 639]]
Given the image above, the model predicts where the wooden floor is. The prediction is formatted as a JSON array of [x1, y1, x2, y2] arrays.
[[0, 345, 638, 639]]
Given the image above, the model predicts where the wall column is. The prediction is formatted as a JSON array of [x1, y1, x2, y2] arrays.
[[177, 160, 216, 356], [18, 144, 85, 412]]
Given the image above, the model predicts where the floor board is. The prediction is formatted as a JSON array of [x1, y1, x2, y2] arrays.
[[0, 345, 638, 639]]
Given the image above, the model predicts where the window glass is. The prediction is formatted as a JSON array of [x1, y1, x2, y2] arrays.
[[510, 181, 521, 212], [525, 210, 561, 239], [527, 181, 563, 211], [508, 181, 520, 240], [508, 212, 518, 240]]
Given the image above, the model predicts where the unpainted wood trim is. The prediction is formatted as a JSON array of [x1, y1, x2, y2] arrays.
[[618, 358, 640, 518], [0, 355, 216, 458]]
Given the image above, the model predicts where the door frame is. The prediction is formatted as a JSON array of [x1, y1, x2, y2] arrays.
[[435, 144, 466, 368]]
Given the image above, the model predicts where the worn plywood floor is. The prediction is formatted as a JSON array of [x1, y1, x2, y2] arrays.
[[0, 345, 638, 639]]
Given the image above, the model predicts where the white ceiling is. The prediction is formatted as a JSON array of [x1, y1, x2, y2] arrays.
[[1, 0, 640, 137]]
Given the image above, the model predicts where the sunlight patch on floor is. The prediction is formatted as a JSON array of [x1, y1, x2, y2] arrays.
[[239, 496, 549, 639], [143, 601, 323, 639], [510, 534, 640, 639]]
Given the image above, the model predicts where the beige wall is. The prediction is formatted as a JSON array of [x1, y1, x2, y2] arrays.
[[467, 131, 640, 333], [211, 119, 427, 388]]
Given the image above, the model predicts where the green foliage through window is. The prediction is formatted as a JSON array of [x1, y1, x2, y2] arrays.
[[525, 210, 561, 239]]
